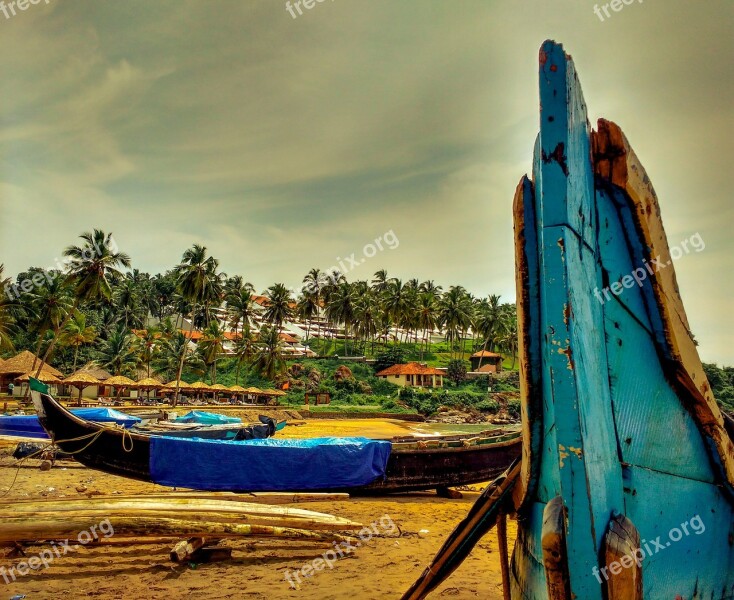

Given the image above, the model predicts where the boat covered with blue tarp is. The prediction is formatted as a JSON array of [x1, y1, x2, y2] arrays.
[[0, 408, 141, 439], [149, 436, 392, 491], [173, 410, 242, 425]]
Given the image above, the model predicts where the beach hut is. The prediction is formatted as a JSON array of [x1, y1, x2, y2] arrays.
[[188, 381, 214, 403], [226, 384, 246, 403], [136, 377, 163, 403], [61, 372, 102, 406], [104, 375, 137, 403], [0, 351, 63, 394]]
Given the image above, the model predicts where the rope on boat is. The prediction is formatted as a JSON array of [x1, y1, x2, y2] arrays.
[[51, 422, 135, 455], [0, 424, 134, 498]]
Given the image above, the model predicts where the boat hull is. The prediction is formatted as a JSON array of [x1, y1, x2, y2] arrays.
[[33, 389, 520, 494]]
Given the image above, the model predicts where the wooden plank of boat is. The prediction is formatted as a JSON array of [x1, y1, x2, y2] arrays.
[[0, 492, 351, 505], [404, 39, 734, 600], [0, 498, 358, 525], [0, 516, 357, 544], [28, 381, 521, 494]]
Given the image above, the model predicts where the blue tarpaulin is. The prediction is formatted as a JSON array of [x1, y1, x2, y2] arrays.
[[0, 408, 140, 439], [173, 410, 242, 425], [149, 436, 392, 491]]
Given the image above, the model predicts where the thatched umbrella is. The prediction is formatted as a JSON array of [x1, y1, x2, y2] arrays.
[[61, 372, 101, 404], [207, 383, 227, 402], [104, 375, 137, 403], [15, 371, 61, 384], [228, 384, 247, 402], [188, 381, 214, 402], [2, 351, 63, 397], [136, 377, 163, 402]]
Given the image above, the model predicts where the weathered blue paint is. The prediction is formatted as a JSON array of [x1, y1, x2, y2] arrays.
[[512, 40, 734, 600]]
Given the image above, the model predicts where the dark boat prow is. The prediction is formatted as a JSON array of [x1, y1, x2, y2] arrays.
[[29, 378, 521, 494]]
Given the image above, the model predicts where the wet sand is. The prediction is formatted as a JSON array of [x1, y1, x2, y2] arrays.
[[0, 419, 516, 599]]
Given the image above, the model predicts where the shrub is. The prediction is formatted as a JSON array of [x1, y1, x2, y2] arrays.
[[373, 347, 407, 373], [446, 359, 468, 385], [476, 399, 500, 413], [508, 398, 521, 418]]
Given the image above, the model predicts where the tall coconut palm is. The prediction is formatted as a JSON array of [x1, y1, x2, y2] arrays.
[[38, 230, 131, 374], [371, 269, 390, 294], [354, 290, 380, 355], [252, 325, 285, 380], [28, 274, 74, 369], [326, 282, 356, 356], [263, 283, 293, 332], [226, 284, 257, 338], [113, 277, 145, 329], [198, 321, 226, 384], [0, 264, 17, 351], [439, 286, 473, 359], [172, 244, 219, 403], [59, 311, 97, 372], [383, 278, 409, 347], [98, 325, 138, 378], [474, 294, 505, 368], [296, 291, 320, 348], [232, 328, 256, 385], [416, 291, 439, 361], [136, 326, 161, 378]]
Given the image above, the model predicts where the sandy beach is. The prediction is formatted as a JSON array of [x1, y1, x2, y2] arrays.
[[0, 419, 515, 599]]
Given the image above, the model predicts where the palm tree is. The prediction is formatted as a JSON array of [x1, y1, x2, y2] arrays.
[[439, 286, 473, 359], [28, 274, 74, 368], [226, 284, 256, 338], [371, 269, 390, 294], [59, 311, 97, 372], [172, 244, 220, 402], [252, 325, 285, 380], [113, 278, 145, 329], [0, 264, 17, 351], [232, 328, 256, 385], [383, 278, 409, 346], [98, 325, 138, 378], [38, 230, 131, 374], [154, 331, 201, 384], [263, 283, 293, 332], [354, 290, 380, 355], [136, 326, 161, 378], [326, 282, 356, 356], [416, 292, 439, 361], [474, 294, 506, 368], [296, 291, 320, 348], [198, 321, 226, 384]]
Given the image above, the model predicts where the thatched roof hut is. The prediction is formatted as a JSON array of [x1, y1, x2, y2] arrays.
[[0, 351, 63, 378], [74, 363, 112, 381]]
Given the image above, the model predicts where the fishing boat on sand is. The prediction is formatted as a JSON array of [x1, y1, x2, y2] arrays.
[[403, 40, 734, 600], [28, 377, 521, 495]]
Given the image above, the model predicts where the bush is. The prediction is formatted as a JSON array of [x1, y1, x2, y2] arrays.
[[373, 347, 407, 373], [380, 398, 399, 411], [508, 399, 521, 419], [446, 359, 468, 385], [476, 399, 500, 413]]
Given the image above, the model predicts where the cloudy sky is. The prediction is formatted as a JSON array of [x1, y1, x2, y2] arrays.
[[0, 0, 732, 362]]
